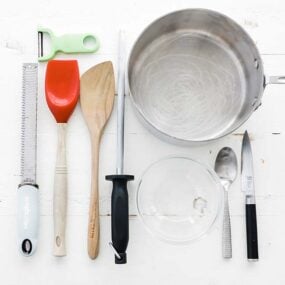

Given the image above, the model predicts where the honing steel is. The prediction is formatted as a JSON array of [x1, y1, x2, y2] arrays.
[[38, 27, 100, 62], [45, 60, 80, 256], [241, 131, 259, 261], [80, 61, 115, 259], [18, 63, 39, 256], [106, 32, 134, 264], [215, 147, 237, 259]]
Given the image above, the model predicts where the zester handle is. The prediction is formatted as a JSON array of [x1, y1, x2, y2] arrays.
[[17, 184, 39, 256], [222, 190, 232, 259], [53, 123, 67, 257]]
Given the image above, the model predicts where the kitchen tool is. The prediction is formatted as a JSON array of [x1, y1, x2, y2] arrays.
[[106, 32, 134, 264], [18, 63, 39, 256], [38, 27, 100, 62], [241, 131, 259, 261], [45, 60, 80, 256], [137, 156, 222, 243], [215, 147, 238, 259], [128, 9, 285, 144], [80, 61, 115, 259]]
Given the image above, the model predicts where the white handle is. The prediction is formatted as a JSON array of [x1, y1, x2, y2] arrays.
[[17, 184, 39, 256], [53, 123, 67, 257], [222, 190, 232, 259]]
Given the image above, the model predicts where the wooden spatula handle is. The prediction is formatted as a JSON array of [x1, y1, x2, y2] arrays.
[[88, 136, 100, 259], [53, 123, 67, 257]]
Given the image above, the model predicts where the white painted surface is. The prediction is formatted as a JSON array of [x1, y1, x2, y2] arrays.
[[0, 0, 285, 284]]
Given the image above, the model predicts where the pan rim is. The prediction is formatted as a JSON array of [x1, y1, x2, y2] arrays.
[[127, 8, 264, 143]]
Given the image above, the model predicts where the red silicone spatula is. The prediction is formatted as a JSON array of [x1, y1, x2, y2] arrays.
[[45, 60, 80, 256]]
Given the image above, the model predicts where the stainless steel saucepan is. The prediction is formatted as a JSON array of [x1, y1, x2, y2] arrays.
[[128, 9, 285, 144]]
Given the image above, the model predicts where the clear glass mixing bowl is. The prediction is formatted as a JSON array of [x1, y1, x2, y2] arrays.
[[137, 156, 223, 244]]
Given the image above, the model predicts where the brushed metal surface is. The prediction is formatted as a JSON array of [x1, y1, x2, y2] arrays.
[[128, 9, 264, 143], [241, 130, 255, 204], [21, 63, 38, 185]]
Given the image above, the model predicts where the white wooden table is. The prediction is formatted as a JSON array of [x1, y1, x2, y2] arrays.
[[0, 0, 285, 284]]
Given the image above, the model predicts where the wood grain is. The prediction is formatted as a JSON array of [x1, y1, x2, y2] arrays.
[[80, 61, 115, 259], [53, 123, 67, 257]]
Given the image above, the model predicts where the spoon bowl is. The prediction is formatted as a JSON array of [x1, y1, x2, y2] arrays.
[[215, 147, 238, 184], [45, 60, 80, 123]]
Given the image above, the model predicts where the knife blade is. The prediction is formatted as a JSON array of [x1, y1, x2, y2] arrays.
[[241, 130, 259, 261]]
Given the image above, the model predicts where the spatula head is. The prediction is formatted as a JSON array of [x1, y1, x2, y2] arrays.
[[80, 61, 115, 133], [45, 60, 80, 123]]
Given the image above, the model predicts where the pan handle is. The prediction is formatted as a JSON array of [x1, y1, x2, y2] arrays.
[[265, 76, 285, 85]]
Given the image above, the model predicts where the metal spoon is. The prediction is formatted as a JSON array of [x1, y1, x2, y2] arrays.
[[215, 147, 238, 259]]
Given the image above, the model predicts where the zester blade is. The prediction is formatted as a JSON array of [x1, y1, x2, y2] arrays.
[[21, 63, 38, 185]]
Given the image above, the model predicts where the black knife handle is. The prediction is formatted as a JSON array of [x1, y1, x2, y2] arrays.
[[246, 204, 259, 261], [106, 174, 134, 264]]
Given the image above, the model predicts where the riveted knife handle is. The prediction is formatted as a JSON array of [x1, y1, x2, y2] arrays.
[[246, 204, 259, 261]]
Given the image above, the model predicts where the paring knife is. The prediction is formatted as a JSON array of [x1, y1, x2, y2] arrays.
[[241, 130, 259, 261], [18, 63, 39, 256]]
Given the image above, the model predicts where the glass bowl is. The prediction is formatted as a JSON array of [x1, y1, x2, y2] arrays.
[[137, 156, 223, 244]]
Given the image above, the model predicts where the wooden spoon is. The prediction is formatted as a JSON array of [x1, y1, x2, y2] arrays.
[[80, 61, 115, 259]]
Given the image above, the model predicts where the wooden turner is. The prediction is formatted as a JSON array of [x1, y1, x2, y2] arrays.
[[80, 61, 115, 259]]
